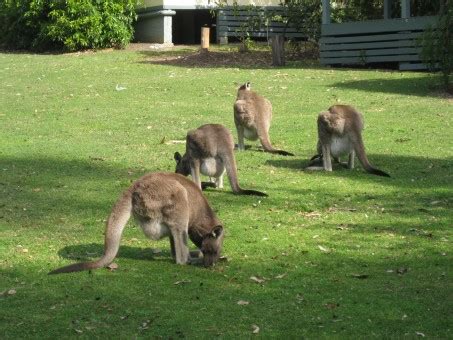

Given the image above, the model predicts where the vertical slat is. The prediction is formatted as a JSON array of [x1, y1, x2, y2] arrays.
[[401, 0, 411, 18], [384, 0, 391, 19], [322, 0, 331, 24]]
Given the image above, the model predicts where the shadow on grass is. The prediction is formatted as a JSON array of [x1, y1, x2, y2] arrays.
[[331, 75, 450, 99], [265, 153, 453, 188], [55, 243, 173, 263], [1, 154, 452, 231]]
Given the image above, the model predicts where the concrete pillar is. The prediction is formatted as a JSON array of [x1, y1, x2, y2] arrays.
[[134, 10, 176, 44]]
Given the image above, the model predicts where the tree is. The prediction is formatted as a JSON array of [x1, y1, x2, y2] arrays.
[[419, 0, 452, 92]]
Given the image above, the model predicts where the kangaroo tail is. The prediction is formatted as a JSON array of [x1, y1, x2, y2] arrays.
[[259, 135, 294, 156], [236, 189, 268, 197], [354, 136, 390, 178], [49, 190, 133, 274], [222, 151, 268, 197]]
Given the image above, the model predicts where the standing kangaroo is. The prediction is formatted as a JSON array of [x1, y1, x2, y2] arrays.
[[306, 105, 390, 177], [174, 124, 268, 197], [234, 82, 294, 156], [49, 172, 224, 274]]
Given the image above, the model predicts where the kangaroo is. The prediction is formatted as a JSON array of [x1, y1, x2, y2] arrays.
[[174, 124, 268, 197], [306, 105, 390, 177], [234, 82, 294, 156], [49, 172, 224, 274]]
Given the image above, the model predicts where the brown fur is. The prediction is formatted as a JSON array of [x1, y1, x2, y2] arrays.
[[49, 173, 224, 274], [234, 82, 294, 156], [306, 105, 390, 177], [175, 124, 267, 197]]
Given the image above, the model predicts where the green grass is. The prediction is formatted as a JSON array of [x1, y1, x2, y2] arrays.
[[1, 47, 452, 338]]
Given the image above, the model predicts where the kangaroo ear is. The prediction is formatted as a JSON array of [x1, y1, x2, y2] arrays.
[[245, 81, 251, 89], [211, 225, 223, 239], [174, 152, 182, 162]]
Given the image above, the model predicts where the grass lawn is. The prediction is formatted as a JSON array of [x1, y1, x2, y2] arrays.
[[1, 45, 452, 338]]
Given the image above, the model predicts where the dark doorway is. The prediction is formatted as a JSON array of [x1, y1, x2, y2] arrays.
[[172, 10, 217, 44]]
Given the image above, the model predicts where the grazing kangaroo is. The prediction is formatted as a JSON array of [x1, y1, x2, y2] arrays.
[[174, 124, 268, 197], [306, 105, 390, 177], [49, 172, 224, 274], [234, 82, 294, 156]]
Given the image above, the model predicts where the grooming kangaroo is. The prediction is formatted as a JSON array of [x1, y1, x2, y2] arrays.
[[306, 105, 390, 177], [234, 82, 294, 156], [174, 124, 268, 197], [49, 173, 224, 274]]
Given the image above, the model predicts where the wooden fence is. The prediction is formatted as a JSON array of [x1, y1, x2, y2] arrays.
[[320, 16, 437, 70], [216, 7, 306, 42]]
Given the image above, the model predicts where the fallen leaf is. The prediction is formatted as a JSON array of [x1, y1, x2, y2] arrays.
[[318, 245, 330, 253], [107, 263, 118, 271], [74, 329, 83, 334], [8, 289, 17, 295], [250, 276, 266, 284], [299, 211, 321, 218], [151, 248, 162, 254], [275, 273, 287, 279], [351, 273, 369, 279], [174, 279, 191, 285], [325, 302, 339, 309], [164, 139, 186, 145], [251, 324, 260, 334], [237, 300, 250, 305], [415, 331, 425, 337]]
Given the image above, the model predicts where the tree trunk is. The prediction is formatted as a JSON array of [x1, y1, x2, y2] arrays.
[[272, 35, 285, 66]]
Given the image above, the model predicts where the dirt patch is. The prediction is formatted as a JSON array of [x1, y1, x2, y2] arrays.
[[144, 49, 273, 68]]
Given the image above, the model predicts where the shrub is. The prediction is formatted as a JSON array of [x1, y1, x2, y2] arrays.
[[419, 0, 452, 92], [0, 0, 137, 51]]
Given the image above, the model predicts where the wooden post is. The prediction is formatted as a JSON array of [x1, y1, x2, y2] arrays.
[[383, 0, 391, 19], [271, 35, 285, 66], [201, 27, 210, 51], [322, 0, 331, 24], [401, 0, 410, 18]]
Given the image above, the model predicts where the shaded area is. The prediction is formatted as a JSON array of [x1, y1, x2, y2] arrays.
[[332, 75, 451, 98], [55, 243, 172, 263], [0, 155, 147, 227], [265, 153, 453, 189]]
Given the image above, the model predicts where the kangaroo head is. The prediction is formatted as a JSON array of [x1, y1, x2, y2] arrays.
[[200, 225, 224, 267], [174, 152, 191, 176], [238, 82, 251, 91]]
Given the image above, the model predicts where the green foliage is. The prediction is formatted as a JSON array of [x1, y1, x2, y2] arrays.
[[277, 0, 322, 42], [419, 0, 452, 91], [0, 0, 137, 51]]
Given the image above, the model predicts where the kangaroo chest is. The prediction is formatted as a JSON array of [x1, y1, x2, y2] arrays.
[[200, 157, 225, 177], [330, 136, 352, 157], [140, 219, 171, 241], [243, 127, 258, 141]]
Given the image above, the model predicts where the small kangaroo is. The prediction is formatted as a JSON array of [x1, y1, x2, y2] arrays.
[[174, 124, 268, 197], [234, 82, 294, 156], [306, 105, 390, 177], [49, 172, 224, 274]]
